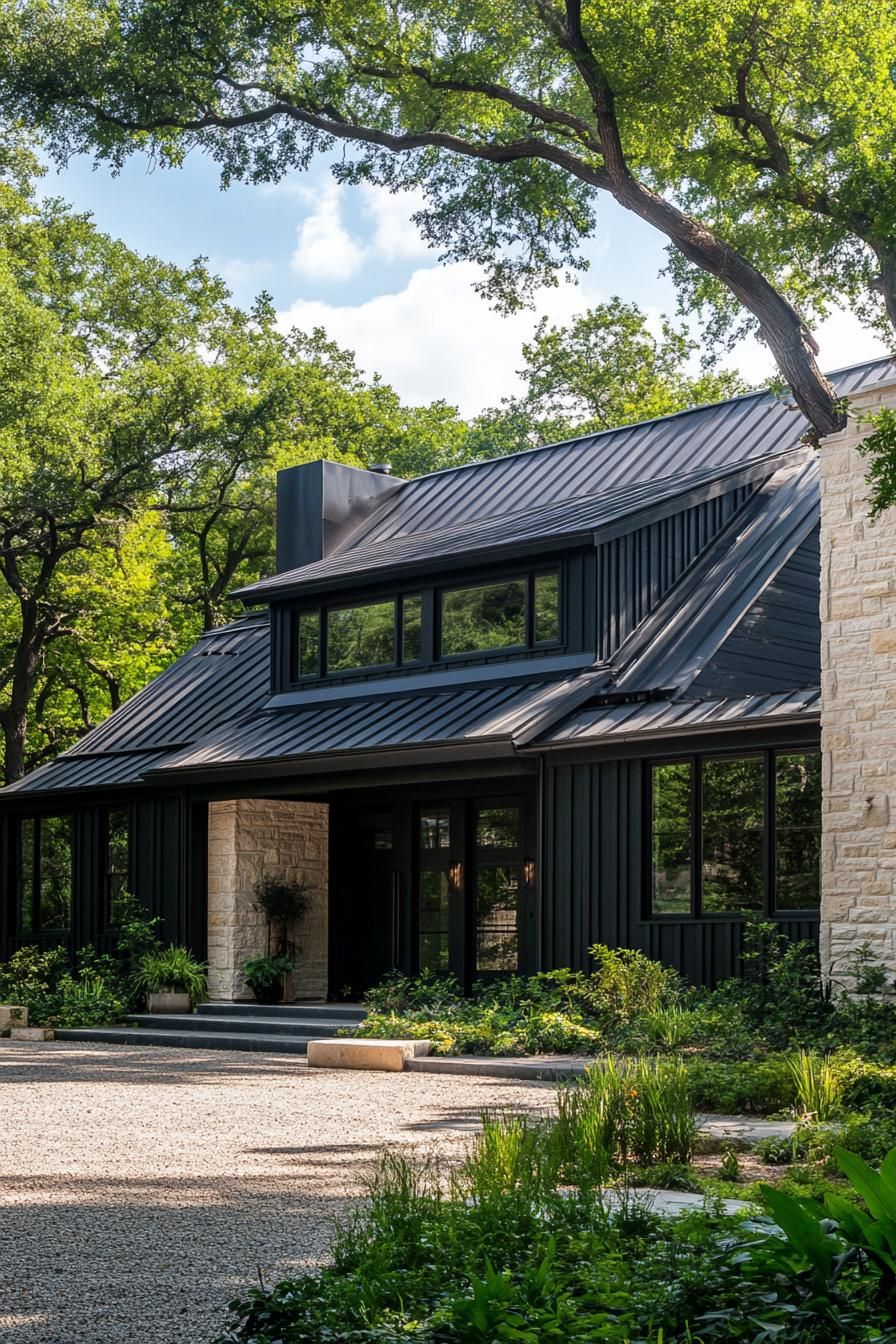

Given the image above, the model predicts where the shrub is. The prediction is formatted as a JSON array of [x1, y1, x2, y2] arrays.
[[684, 1055, 797, 1114], [132, 946, 207, 1005], [48, 975, 126, 1028], [587, 944, 683, 1024], [0, 944, 70, 1025], [253, 874, 309, 959]]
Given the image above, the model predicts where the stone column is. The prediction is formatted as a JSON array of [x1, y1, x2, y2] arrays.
[[206, 799, 329, 1001], [820, 380, 896, 978]]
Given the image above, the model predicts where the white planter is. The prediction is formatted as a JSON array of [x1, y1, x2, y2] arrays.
[[147, 992, 191, 1014]]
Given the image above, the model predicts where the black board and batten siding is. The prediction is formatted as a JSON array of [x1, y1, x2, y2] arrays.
[[542, 758, 818, 987], [595, 485, 755, 661]]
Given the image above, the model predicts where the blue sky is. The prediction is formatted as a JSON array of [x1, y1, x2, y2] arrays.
[[49, 150, 887, 417]]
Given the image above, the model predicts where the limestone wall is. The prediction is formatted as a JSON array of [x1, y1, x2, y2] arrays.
[[207, 799, 329, 1001], [820, 381, 896, 978]]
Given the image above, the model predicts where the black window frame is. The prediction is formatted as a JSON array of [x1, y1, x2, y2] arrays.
[[644, 748, 821, 922], [16, 814, 75, 936], [103, 807, 130, 930], [288, 564, 563, 685]]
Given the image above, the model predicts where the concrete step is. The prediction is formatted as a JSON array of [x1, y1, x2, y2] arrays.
[[54, 1026, 315, 1054], [126, 1013, 355, 1038], [196, 1002, 365, 1023]]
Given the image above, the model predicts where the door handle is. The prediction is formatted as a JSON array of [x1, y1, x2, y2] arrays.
[[392, 872, 400, 968]]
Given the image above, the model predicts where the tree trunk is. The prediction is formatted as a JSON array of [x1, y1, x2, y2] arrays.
[[608, 178, 842, 437], [2, 601, 42, 784]]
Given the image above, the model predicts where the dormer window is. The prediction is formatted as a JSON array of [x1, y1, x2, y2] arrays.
[[288, 566, 561, 682], [439, 570, 559, 659]]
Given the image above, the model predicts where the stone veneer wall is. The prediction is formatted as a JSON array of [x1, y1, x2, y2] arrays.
[[207, 799, 329, 1001], [820, 380, 896, 977]]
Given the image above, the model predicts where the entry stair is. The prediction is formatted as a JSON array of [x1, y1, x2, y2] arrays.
[[55, 1001, 366, 1054]]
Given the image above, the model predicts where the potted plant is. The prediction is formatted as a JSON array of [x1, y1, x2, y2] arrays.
[[132, 946, 208, 1013], [241, 954, 296, 1006], [251, 874, 310, 1003]]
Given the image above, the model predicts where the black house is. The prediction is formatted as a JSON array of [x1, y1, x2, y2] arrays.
[[3, 359, 889, 997]]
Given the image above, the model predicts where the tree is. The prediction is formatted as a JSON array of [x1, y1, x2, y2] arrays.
[[2, 1, 893, 439], [468, 300, 747, 455]]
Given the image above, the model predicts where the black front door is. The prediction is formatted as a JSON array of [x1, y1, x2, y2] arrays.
[[331, 806, 398, 998], [330, 788, 535, 997]]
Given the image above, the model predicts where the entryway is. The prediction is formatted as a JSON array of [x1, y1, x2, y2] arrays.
[[329, 786, 537, 997]]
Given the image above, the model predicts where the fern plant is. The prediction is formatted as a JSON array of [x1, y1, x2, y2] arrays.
[[132, 946, 207, 1005]]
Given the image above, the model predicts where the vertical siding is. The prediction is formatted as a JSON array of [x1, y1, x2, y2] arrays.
[[130, 794, 203, 950], [596, 486, 754, 660], [542, 758, 818, 986]]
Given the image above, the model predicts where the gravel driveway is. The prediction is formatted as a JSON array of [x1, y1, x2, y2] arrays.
[[0, 1043, 555, 1344]]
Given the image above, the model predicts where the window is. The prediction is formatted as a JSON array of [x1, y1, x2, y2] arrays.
[[648, 751, 821, 918], [474, 803, 523, 973], [775, 753, 822, 911], [106, 809, 129, 925], [290, 567, 560, 681], [296, 610, 321, 677], [439, 569, 560, 658], [701, 757, 764, 913], [401, 595, 423, 664], [17, 816, 73, 934], [327, 598, 396, 672], [418, 808, 452, 971], [533, 572, 560, 644], [651, 763, 692, 915]]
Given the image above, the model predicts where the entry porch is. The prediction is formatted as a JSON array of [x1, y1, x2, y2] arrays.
[[207, 779, 538, 1003]]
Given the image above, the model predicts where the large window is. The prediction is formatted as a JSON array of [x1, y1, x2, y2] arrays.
[[648, 751, 821, 917], [291, 566, 561, 680], [17, 816, 73, 934], [474, 804, 524, 973], [105, 809, 129, 925], [439, 569, 560, 659], [328, 598, 396, 672]]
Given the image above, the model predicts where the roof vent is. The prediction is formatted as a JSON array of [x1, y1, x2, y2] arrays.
[[369, 463, 393, 475]]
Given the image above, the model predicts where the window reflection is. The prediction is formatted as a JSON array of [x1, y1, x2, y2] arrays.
[[419, 871, 450, 971], [475, 866, 520, 972], [297, 610, 320, 676], [440, 579, 527, 656], [775, 754, 821, 909], [476, 807, 520, 849], [402, 595, 423, 663], [420, 811, 451, 850], [651, 763, 692, 915], [534, 572, 560, 643], [702, 758, 764, 913], [327, 599, 395, 672]]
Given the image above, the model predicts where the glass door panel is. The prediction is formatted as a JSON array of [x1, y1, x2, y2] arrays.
[[416, 806, 457, 974], [473, 801, 523, 975]]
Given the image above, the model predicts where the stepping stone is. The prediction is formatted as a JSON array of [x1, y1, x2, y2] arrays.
[[696, 1115, 796, 1152], [605, 1187, 751, 1217], [8, 1027, 54, 1041], [307, 1038, 432, 1071]]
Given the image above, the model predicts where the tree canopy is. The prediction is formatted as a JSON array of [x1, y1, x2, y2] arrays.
[[2, 0, 895, 438]]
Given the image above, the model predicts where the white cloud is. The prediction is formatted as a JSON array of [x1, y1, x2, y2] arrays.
[[360, 184, 431, 263], [278, 261, 602, 415], [215, 256, 275, 299], [291, 181, 366, 281]]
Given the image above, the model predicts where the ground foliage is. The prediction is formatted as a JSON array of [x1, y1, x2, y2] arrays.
[[0, 894, 205, 1025], [216, 1113, 896, 1344]]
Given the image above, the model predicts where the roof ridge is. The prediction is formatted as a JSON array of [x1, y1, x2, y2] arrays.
[[393, 354, 894, 488]]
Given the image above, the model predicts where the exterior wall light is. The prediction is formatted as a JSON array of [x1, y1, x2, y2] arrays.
[[523, 859, 536, 886], [448, 860, 463, 891]]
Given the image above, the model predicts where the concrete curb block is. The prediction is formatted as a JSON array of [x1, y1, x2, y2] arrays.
[[308, 1038, 432, 1071]]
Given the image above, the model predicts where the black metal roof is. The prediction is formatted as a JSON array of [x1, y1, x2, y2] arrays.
[[5, 359, 876, 800], [234, 450, 794, 602], [238, 356, 894, 604], [538, 689, 820, 747]]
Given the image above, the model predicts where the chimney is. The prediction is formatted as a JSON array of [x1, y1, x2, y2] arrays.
[[275, 460, 404, 573]]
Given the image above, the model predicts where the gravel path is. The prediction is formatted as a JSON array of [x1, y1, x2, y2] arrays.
[[0, 1042, 555, 1344]]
